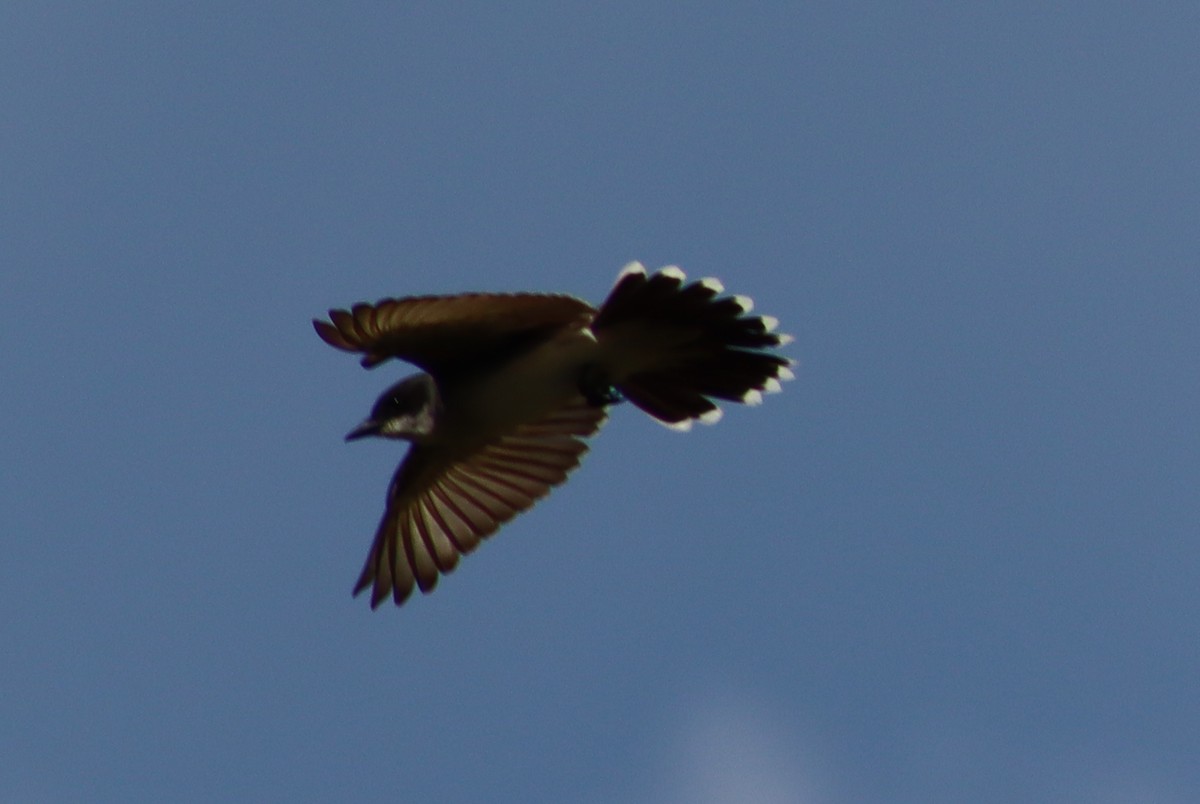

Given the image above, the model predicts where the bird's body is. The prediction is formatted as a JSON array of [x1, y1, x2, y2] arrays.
[[315, 262, 793, 608], [445, 324, 600, 440]]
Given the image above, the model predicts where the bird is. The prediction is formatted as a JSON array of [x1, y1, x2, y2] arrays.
[[314, 262, 794, 608]]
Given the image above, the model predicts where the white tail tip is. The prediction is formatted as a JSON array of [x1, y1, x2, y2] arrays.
[[617, 261, 647, 280], [732, 294, 753, 313]]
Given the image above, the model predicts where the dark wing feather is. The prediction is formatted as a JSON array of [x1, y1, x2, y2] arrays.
[[354, 397, 608, 608], [314, 293, 595, 373]]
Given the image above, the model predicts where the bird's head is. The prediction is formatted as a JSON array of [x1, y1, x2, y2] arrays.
[[346, 373, 440, 442]]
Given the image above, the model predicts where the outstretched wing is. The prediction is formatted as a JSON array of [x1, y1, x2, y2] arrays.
[[355, 396, 608, 608], [313, 293, 595, 374]]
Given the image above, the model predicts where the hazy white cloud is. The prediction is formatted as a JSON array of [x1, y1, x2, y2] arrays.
[[647, 690, 828, 804]]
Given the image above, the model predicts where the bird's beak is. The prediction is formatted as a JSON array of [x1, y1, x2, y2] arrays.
[[345, 419, 382, 442]]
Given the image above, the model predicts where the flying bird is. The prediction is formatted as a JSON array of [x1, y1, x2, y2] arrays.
[[314, 262, 794, 608]]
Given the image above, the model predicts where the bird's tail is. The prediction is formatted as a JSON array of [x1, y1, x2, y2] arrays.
[[591, 262, 794, 430]]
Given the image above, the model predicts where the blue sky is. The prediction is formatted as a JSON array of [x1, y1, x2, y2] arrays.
[[3, 3, 1198, 802]]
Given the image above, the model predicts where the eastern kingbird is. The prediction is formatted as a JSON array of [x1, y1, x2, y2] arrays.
[[314, 262, 794, 608]]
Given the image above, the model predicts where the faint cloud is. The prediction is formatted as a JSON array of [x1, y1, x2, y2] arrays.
[[648, 690, 828, 804]]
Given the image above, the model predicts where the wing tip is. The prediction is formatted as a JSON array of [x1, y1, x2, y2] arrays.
[[313, 316, 345, 347]]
